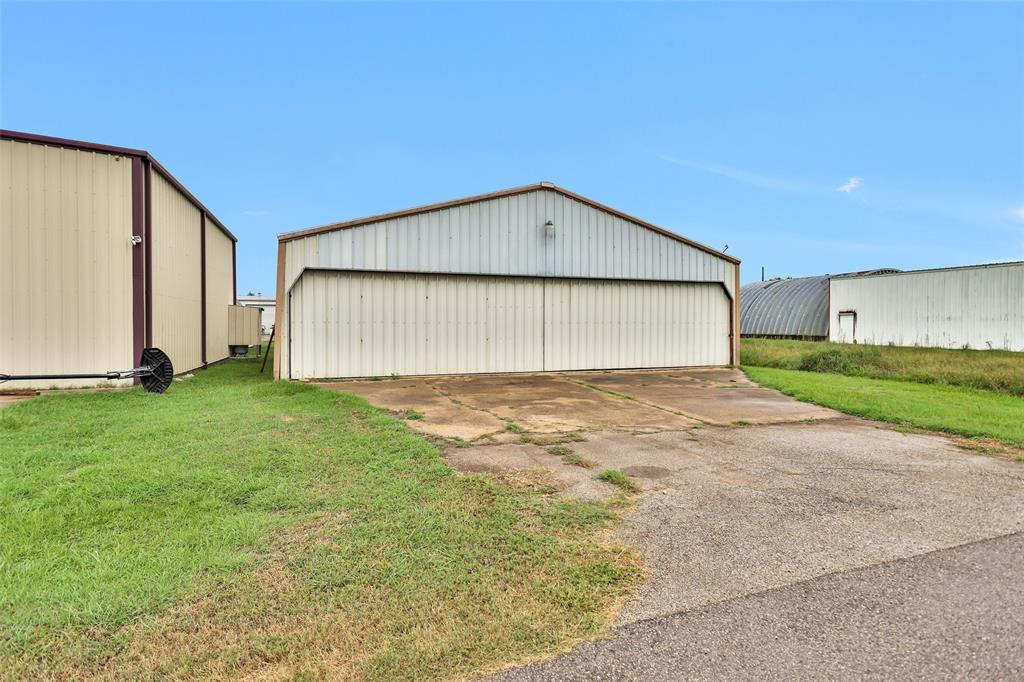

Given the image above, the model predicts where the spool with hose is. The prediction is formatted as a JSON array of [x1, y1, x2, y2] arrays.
[[0, 348, 174, 394]]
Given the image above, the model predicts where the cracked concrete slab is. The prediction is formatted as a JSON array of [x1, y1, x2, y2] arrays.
[[570, 369, 838, 424], [320, 368, 835, 439], [430, 373, 697, 433], [318, 378, 505, 440], [445, 442, 618, 501]]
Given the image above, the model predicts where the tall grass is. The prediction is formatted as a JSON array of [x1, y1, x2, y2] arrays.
[[741, 339, 1024, 397]]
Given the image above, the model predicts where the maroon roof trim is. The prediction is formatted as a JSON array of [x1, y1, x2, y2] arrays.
[[0, 128, 236, 243], [277, 182, 739, 265]]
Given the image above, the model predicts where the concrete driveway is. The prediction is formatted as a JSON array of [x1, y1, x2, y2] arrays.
[[320, 369, 1024, 679]]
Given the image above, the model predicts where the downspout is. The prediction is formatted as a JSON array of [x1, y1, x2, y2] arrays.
[[143, 158, 153, 346], [200, 213, 207, 365], [130, 157, 146, 381]]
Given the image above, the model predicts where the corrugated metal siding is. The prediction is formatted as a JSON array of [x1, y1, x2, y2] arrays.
[[238, 298, 276, 334], [278, 188, 736, 376], [298, 189, 733, 290], [829, 263, 1024, 350], [0, 139, 134, 388], [740, 276, 830, 338], [150, 171, 203, 373], [228, 305, 261, 346], [205, 226, 233, 362], [287, 271, 729, 379], [544, 279, 729, 370], [289, 272, 544, 378]]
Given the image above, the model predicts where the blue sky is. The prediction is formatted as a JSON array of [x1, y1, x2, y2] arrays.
[[3, 2, 1022, 294]]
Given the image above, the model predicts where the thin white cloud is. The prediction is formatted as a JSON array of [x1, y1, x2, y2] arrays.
[[657, 154, 812, 193], [243, 209, 270, 217], [836, 177, 862, 193], [659, 153, 1020, 234]]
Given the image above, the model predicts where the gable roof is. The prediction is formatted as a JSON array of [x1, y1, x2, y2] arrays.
[[0, 129, 236, 242], [277, 182, 739, 264]]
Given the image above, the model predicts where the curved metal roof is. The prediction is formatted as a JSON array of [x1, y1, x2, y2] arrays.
[[741, 269, 899, 338]]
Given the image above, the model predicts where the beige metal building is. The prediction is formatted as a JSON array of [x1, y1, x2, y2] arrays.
[[1, 130, 249, 388], [274, 183, 740, 380], [237, 295, 277, 335], [829, 261, 1024, 351]]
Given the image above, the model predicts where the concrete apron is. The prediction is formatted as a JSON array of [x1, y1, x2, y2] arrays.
[[319, 367, 835, 441], [320, 368, 839, 501], [319, 369, 1024, 635]]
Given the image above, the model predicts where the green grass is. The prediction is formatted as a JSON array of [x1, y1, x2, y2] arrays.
[[741, 338, 1024, 396], [0, 358, 640, 679], [596, 469, 640, 494], [745, 366, 1024, 447]]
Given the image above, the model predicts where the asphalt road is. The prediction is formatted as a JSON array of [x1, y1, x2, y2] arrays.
[[490, 532, 1024, 681]]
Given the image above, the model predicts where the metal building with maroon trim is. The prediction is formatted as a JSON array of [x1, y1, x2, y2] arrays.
[[1, 129, 252, 389]]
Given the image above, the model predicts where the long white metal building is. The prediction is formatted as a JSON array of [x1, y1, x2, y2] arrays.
[[829, 261, 1024, 351], [274, 183, 740, 379]]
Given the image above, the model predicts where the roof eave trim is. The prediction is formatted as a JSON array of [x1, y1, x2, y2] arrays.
[[1, 128, 237, 243], [277, 182, 739, 264]]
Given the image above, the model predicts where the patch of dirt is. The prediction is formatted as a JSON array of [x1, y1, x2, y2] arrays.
[[621, 465, 672, 479], [948, 434, 1024, 462]]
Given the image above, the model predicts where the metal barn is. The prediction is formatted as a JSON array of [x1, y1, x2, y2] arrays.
[[829, 261, 1024, 350], [741, 269, 899, 340], [274, 183, 740, 379], [1, 130, 252, 388]]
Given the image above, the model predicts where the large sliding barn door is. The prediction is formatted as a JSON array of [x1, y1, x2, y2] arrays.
[[289, 271, 544, 378], [288, 271, 730, 379], [543, 279, 730, 370]]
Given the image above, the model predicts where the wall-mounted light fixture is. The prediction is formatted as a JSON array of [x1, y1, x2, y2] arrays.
[[544, 219, 555, 236]]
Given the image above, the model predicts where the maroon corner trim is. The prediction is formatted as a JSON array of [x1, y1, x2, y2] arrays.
[[131, 158, 146, 381], [144, 159, 153, 346], [232, 242, 237, 305], [200, 213, 208, 365]]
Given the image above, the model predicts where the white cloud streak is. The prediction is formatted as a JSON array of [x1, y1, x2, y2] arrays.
[[657, 154, 813, 193], [836, 177, 862, 193]]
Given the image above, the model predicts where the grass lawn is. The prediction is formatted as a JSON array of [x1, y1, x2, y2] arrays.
[[0, 357, 640, 680], [744, 366, 1024, 448], [741, 338, 1024, 396]]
